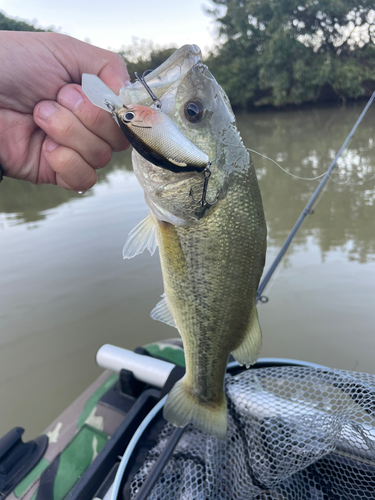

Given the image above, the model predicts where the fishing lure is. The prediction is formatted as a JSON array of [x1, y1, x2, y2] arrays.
[[82, 73, 214, 206]]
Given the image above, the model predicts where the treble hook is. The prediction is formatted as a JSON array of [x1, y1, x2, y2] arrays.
[[135, 70, 162, 109], [189, 164, 219, 208]]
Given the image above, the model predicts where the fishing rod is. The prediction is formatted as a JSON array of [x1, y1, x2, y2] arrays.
[[257, 90, 375, 303]]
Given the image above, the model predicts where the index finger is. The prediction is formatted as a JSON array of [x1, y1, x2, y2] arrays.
[[57, 84, 130, 152]]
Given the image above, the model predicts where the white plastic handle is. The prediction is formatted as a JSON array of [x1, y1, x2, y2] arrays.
[[96, 344, 175, 388]]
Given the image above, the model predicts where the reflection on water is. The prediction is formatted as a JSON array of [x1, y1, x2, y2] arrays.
[[237, 103, 375, 263], [0, 102, 374, 439], [0, 148, 133, 226]]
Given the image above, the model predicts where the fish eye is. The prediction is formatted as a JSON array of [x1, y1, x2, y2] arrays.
[[184, 99, 205, 123], [122, 111, 135, 122]]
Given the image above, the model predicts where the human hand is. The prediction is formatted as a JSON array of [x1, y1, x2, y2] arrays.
[[0, 32, 130, 191]]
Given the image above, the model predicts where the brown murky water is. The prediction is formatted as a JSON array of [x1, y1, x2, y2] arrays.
[[1, 102, 374, 439]]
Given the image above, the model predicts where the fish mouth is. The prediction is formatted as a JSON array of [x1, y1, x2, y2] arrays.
[[119, 45, 203, 109]]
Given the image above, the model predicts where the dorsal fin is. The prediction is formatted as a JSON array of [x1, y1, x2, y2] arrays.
[[150, 293, 177, 328], [123, 213, 157, 259]]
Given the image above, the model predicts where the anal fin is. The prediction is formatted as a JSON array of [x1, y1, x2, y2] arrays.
[[150, 293, 177, 329], [231, 306, 262, 368], [123, 213, 157, 259]]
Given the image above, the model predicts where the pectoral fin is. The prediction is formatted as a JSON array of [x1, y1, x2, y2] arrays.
[[150, 293, 177, 328], [231, 306, 262, 368], [123, 213, 157, 259]]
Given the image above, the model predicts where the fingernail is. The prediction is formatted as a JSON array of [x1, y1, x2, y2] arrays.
[[44, 139, 58, 152], [38, 102, 57, 120], [59, 87, 83, 111]]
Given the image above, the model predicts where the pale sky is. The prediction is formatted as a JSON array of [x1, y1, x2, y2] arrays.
[[1, 0, 220, 55]]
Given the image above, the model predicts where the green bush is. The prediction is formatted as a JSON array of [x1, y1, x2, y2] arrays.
[[206, 0, 375, 108]]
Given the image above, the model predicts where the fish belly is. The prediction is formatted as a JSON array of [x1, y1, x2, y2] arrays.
[[156, 167, 266, 439]]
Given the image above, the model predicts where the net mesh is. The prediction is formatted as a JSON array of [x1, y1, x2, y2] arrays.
[[130, 366, 375, 499]]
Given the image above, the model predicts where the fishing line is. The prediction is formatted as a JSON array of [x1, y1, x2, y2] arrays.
[[225, 142, 327, 181], [245, 147, 327, 181], [327, 158, 375, 186], [246, 147, 375, 185], [227, 140, 375, 185], [328, 170, 375, 186]]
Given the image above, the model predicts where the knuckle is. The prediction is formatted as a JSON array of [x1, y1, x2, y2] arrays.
[[113, 138, 130, 153], [113, 52, 126, 67], [99, 145, 112, 166], [61, 119, 76, 138], [50, 146, 97, 191], [48, 114, 75, 138], [92, 144, 112, 168], [90, 108, 107, 130], [52, 147, 76, 172]]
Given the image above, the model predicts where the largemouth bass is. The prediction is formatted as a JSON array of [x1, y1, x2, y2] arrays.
[[83, 45, 267, 439]]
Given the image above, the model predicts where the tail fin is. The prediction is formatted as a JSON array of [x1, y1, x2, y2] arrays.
[[163, 377, 227, 440]]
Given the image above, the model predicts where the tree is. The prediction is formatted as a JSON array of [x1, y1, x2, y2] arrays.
[[0, 12, 46, 32], [206, 0, 375, 107]]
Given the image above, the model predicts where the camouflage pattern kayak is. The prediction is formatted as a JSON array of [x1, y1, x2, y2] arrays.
[[2, 339, 185, 500]]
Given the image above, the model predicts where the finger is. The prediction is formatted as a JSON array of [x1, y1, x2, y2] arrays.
[[57, 84, 129, 152], [43, 138, 97, 191], [96, 52, 130, 93], [61, 34, 130, 92], [34, 100, 112, 169]]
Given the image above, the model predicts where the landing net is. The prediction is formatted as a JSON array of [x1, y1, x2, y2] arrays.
[[130, 366, 375, 499]]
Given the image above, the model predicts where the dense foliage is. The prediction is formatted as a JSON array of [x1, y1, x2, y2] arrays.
[[0, 11, 46, 32], [206, 0, 375, 108]]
